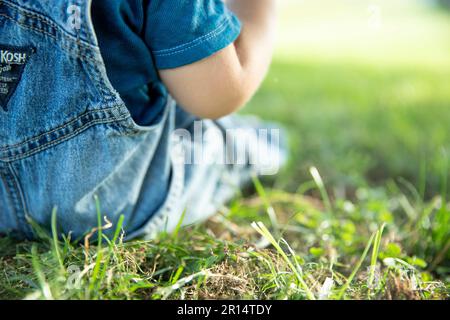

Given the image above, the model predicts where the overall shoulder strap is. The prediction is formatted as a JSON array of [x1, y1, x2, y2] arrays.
[[0, 0, 98, 46], [0, 0, 126, 155]]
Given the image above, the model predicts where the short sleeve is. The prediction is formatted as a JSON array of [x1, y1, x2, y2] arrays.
[[145, 0, 241, 69]]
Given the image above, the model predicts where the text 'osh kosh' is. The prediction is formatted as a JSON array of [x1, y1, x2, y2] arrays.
[[0, 50, 27, 64]]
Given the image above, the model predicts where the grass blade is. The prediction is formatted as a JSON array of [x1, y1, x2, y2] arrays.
[[31, 245, 53, 300], [252, 221, 315, 300], [368, 223, 386, 291], [50, 207, 64, 271], [309, 167, 333, 216], [336, 231, 376, 300], [252, 174, 279, 232]]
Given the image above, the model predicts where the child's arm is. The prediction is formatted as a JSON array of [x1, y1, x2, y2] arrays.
[[159, 0, 278, 119]]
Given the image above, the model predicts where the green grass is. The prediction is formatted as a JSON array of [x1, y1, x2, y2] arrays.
[[0, 0, 449, 300], [0, 181, 448, 300]]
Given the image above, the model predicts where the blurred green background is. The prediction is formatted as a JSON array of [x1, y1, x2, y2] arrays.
[[245, 0, 450, 198]]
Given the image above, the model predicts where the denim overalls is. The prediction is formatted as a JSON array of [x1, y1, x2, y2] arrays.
[[0, 0, 286, 241]]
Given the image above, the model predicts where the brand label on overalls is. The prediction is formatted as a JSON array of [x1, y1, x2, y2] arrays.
[[0, 45, 34, 111]]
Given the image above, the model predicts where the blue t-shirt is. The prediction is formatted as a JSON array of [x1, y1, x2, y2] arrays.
[[91, 0, 241, 125]]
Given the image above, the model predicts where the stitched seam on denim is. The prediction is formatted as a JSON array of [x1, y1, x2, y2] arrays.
[[1, 0, 60, 32], [0, 13, 99, 65], [1, 1, 113, 97], [153, 17, 233, 57], [153, 16, 230, 53], [0, 106, 128, 156], [2, 1, 61, 30], [1, 107, 129, 157], [8, 163, 32, 237], [0, 13, 92, 63], [0, 1, 127, 100], [0, 106, 126, 151], [2, 165, 27, 237], [0, 0, 95, 48], [0, 7, 99, 63], [1, 170, 17, 222], [0, 169, 17, 229], [0, 13, 57, 40], [2, 114, 130, 162], [1, 0, 117, 100]]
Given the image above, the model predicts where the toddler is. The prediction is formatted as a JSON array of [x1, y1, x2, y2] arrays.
[[0, 0, 285, 240]]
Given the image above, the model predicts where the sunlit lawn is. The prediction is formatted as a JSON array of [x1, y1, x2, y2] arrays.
[[247, 0, 450, 194], [0, 0, 448, 300]]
